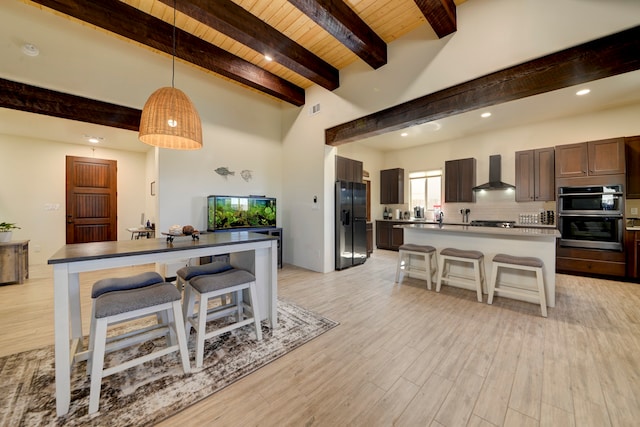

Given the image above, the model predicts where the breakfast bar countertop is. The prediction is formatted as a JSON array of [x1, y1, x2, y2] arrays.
[[396, 223, 561, 238], [48, 231, 277, 264]]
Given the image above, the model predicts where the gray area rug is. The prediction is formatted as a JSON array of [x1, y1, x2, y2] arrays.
[[0, 299, 338, 426]]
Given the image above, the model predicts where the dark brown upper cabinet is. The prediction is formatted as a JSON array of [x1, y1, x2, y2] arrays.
[[555, 138, 625, 178], [380, 168, 404, 204], [336, 155, 363, 183], [445, 158, 476, 203], [515, 148, 555, 202]]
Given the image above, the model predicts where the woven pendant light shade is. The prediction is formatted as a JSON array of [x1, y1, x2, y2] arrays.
[[139, 87, 203, 150]]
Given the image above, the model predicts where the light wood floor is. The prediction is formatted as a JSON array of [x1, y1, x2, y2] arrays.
[[2, 250, 640, 426]]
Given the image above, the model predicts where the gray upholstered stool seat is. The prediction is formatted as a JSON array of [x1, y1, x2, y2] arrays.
[[488, 253, 547, 317], [398, 243, 436, 253], [92, 271, 164, 297], [395, 244, 438, 289], [436, 248, 486, 302], [176, 260, 232, 290], [440, 248, 483, 260], [87, 282, 190, 414], [183, 268, 262, 368], [492, 254, 543, 268]]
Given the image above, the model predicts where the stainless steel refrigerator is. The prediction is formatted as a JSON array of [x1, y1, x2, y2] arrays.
[[335, 180, 367, 270]]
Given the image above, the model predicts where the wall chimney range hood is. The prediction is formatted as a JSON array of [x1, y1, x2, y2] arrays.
[[472, 154, 515, 191]]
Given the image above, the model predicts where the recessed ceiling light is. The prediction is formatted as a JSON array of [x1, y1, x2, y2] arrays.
[[576, 88, 591, 96], [481, 112, 492, 118], [22, 43, 39, 57], [264, 54, 273, 61], [84, 135, 103, 144], [400, 132, 408, 137]]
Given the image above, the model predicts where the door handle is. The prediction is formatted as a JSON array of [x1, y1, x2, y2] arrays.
[[67, 215, 74, 224]]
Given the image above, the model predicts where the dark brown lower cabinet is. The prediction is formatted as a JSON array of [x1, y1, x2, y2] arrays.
[[625, 230, 640, 280], [556, 244, 626, 277], [375, 220, 404, 251], [366, 222, 373, 257]]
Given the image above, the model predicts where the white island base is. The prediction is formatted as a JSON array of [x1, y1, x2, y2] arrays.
[[400, 224, 560, 307]]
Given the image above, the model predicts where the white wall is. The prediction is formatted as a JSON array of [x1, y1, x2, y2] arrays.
[[0, 135, 147, 264]]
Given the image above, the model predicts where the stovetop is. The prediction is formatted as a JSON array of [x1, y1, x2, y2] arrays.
[[469, 220, 516, 228]]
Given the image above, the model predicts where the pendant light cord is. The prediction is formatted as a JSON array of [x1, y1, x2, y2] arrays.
[[172, 0, 176, 89]]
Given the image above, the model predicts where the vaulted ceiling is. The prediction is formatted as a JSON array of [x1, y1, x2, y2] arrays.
[[23, 0, 463, 106], [2, 1, 639, 153]]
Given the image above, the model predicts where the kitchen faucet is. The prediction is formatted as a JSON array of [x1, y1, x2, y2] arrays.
[[438, 212, 444, 227], [460, 208, 471, 223]]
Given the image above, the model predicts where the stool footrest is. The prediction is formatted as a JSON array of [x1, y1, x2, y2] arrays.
[[488, 261, 547, 317], [437, 250, 485, 302]]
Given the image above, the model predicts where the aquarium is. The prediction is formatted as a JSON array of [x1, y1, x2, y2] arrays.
[[207, 195, 276, 231]]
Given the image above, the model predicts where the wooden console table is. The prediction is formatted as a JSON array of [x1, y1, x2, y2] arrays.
[[0, 240, 29, 284]]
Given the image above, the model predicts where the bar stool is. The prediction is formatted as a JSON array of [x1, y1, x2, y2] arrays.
[[395, 243, 438, 289], [88, 281, 190, 414], [183, 268, 263, 368], [176, 260, 233, 291], [83, 271, 167, 371], [436, 248, 485, 302], [487, 254, 547, 317]]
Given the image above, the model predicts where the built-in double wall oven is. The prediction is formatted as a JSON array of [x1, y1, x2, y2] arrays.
[[557, 184, 624, 251]]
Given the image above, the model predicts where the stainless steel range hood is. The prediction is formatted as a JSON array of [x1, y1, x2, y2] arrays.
[[472, 154, 515, 191]]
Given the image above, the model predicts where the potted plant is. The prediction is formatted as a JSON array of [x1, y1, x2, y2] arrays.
[[0, 222, 20, 243]]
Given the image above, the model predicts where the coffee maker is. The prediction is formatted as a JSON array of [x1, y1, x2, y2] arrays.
[[413, 206, 424, 219]]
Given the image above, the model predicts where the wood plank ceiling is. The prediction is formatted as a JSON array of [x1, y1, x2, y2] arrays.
[[20, 0, 464, 107]]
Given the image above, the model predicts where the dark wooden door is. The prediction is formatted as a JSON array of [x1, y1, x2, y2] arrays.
[[66, 156, 117, 244]]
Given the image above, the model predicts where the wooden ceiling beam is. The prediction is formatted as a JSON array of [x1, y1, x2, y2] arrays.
[[414, 0, 457, 38], [0, 78, 141, 131], [325, 25, 640, 146], [287, 0, 387, 69], [29, 0, 305, 106], [163, 0, 339, 90]]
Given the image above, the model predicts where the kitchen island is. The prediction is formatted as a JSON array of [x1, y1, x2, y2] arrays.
[[398, 223, 560, 307], [48, 231, 278, 416]]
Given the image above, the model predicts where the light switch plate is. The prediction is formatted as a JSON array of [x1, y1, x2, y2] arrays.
[[631, 207, 638, 215]]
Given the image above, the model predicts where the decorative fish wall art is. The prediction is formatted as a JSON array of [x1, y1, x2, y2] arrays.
[[214, 167, 254, 182], [214, 167, 234, 178]]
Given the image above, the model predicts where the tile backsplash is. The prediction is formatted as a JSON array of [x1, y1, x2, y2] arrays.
[[627, 199, 640, 218]]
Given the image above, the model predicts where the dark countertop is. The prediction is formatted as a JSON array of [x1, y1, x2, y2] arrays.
[[48, 231, 277, 264]]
